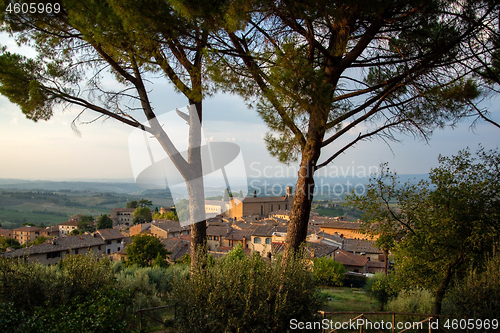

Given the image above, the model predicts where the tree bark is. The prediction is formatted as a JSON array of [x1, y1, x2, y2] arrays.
[[433, 257, 462, 315], [282, 109, 327, 261]]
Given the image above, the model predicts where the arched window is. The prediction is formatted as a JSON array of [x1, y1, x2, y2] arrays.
[[254, 237, 261, 244], [265, 238, 271, 244]]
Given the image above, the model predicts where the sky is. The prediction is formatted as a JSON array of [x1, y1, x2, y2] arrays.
[[1, 32, 499, 184]]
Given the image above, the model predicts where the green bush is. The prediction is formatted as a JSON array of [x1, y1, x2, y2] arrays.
[[312, 257, 346, 287], [172, 249, 323, 333], [443, 252, 500, 321], [386, 289, 434, 314], [364, 273, 397, 311]]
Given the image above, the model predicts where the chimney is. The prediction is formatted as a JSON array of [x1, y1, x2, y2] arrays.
[[243, 236, 247, 249]]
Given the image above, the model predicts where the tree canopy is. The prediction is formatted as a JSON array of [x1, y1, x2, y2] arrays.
[[348, 146, 500, 314], [207, 0, 499, 255], [126, 234, 169, 267], [96, 214, 113, 230]]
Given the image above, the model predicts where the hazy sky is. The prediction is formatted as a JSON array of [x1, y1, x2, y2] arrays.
[[1, 33, 499, 182]]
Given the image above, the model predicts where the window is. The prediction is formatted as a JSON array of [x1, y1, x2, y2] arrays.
[[46, 251, 60, 259], [285, 204, 287, 210], [265, 238, 271, 244], [271, 205, 273, 212], [207, 235, 213, 240], [75, 249, 79, 255], [107, 249, 111, 254], [214, 236, 219, 241], [254, 237, 261, 244], [261, 205, 263, 215], [278, 205, 280, 210]]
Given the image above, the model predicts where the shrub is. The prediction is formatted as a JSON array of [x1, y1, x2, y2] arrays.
[[364, 273, 397, 311], [386, 289, 434, 314], [443, 252, 500, 321], [312, 256, 345, 286], [172, 249, 323, 333]]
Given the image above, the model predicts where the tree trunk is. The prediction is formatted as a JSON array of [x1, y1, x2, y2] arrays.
[[186, 101, 207, 272], [282, 110, 326, 261], [188, 177, 207, 272], [433, 258, 460, 315]]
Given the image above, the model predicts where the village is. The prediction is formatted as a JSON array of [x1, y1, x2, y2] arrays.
[[0, 186, 385, 277]]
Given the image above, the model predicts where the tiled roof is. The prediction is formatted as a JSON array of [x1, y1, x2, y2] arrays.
[[97, 229, 125, 241], [45, 225, 59, 232], [320, 221, 362, 230], [2, 234, 105, 258], [59, 220, 79, 227], [161, 238, 190, 262], [111, 208, 136, 212], [206, 225, 231, 237], [251, 225, 287, 237], [12, 226, 44, 232], [224, 229, 252, 241], [270, 210, 291, 216], [153, 220, 189, 233], [334, 249, 369, 267], [308, 242, 338, 258], [0, 229, 12, 238], [241, 196, 289, 203], [342, 238, 381, 254]]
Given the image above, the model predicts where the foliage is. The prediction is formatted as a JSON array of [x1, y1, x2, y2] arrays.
[[176, 253, 191, 265], [0, 254, 115, 312], [132, 207, 152, 224], [386, 289, 435, 314], [152, 210, 179, 221], [312, 257, 345, 287], [126, 234, 169, 267], [172, 250, 322, 333], [444, 252, 500, 319], [0, 236, 22, 252], [27, 235, 49, 246], [96, 214, 113, 230], [138, 199, 152, 207], [364, 273, 397, 311], [224, 243, 246, 262], [115, 265, 173, 315], [69, 229, 81, 236], [77, 215, 95, 233], [126, 201, 138, 209], [348, 147, 500, 313]]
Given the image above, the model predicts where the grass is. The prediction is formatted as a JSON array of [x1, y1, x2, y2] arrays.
[[320, 287, 378, 312]]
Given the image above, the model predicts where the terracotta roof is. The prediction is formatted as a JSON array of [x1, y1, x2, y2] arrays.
[[206, 225, 231, 237], [224, 229, 252, 241], [45, 225, 59, 232], [320, 221, 362, 230], [97, 229, 125, 241], [334, 249, 369, 267], [270, 210, 291, 216], [308, 242, 338, 258], [12, 226, 44, 232], [342, 238, 381, 254], [0, 229, 12, 238], [161, 238, 190, 262], [153, 220, 189, 233], [111, 208, 136, 212], [59, 220, 79, 227], [2, 234, 105, 258], [251, 225, 287, 237], [241, 196, 289, 203]]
